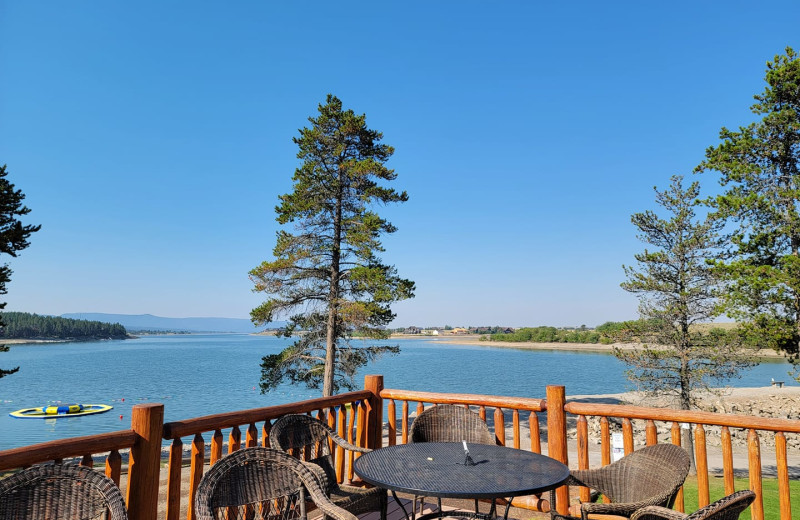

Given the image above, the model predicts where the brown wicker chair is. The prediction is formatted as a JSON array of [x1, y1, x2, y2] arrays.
[[410, 404, 496, 515], [550, 443, 691, 520], [269, 413, 387, 520], [0, 463, 128, 520], [195, 447, 359, 520], [630, 490, 756, 520]]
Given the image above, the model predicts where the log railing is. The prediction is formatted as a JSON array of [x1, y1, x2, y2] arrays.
[[0, 403, 164, 520], [381, 384, 799, 520], [160, 386, 378, 520], [560, 399, 800, 520], [1, 377, 798, 520], [379, 386, 551, 512], [380, 388, 546, 450]]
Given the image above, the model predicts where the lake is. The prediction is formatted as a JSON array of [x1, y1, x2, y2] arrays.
[[0, 334, 794, 450]]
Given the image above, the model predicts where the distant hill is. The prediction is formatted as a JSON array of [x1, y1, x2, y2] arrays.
[[60, 313, 284, 333]]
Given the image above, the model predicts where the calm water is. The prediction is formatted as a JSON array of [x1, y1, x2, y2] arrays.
[[0, 334, 794, 450]]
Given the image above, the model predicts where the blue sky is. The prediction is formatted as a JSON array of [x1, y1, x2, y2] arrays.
[[1, 2, 798, 328]]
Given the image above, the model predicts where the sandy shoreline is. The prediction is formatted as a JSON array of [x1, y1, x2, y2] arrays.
[[390, 333, 790, 359], [1, 338, 68, 344]]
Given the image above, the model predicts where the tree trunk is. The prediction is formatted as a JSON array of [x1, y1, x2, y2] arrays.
[[681, 421, 697, 476], [323, 185, 344, 397], [679, 351, 697, 475]]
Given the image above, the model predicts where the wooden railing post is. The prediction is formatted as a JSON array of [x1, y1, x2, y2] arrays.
[[127, 403, 164, 520], [546, 385, 569, 516], [364, 375, 384, 450]]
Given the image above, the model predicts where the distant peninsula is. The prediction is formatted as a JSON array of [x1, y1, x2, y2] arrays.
[[0, 311, 129, 341]]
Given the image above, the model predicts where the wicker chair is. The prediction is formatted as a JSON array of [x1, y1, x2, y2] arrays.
[[269, 414, 387, 520], [550, 443, 691, 520], [410, 404, 496, 515], [195, 447, 359, 520], [0, 463, 128, 520], [630, 490, 756, 520]]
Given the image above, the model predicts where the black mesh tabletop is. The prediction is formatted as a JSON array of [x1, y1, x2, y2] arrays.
[[353, 442, 569, 499]]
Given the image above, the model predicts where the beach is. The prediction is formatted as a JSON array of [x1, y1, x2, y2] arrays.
[[392, 333, 790, 359]]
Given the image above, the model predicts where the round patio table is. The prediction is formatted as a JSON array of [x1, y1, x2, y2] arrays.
[[353, 442, 569, 520]]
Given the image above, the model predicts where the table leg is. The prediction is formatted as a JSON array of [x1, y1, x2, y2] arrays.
[[392, 490, 415, 520], [501, 498, 513, 520]]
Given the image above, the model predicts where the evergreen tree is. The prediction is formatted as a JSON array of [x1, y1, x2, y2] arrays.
[[695, 47, 800, 374], [0, 312, 128, 340], [0, 165, 41, 378], [250, 95, 414, 396], [612, 176, 755, 469]]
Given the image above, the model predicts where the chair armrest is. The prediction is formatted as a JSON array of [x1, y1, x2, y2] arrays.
[[301, 459, 334, 492], [548, 477, 585, 520], [582, 499, 672, 518], [323, 424, 372, 453], [630, 506, 687, 520], [298, 461, 360, 520], [313, 496, 361, 520]]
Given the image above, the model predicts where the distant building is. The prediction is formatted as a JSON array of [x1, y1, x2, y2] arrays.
[[404, 326, 421, 334]]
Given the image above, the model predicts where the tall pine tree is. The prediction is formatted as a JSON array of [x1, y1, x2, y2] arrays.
[[613, 176, 754, 411], [612, 176, 755, 470], [0, 164, 41, 378], [696, 47, 800, 372], [250, 95, 414, 396]]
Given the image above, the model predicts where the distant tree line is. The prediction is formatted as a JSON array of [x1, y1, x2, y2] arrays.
[[480, 321, 750, 347], [129, 329, 192, 335], [0, 312, 128, 340], [483, 326, 602, 344]]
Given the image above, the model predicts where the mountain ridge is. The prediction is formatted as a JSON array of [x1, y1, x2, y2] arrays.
[[59, 313, 284, 333]]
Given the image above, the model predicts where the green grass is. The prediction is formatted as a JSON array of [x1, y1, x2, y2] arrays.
[[679, 476, 800, 519]]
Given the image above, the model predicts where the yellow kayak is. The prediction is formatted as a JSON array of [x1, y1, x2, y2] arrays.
[[9, 404, 113, 419]]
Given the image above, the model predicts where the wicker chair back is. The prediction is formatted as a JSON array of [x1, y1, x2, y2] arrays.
[[269, 414, 388, 520], [269, 414, 339, 490], [0, 463, 128, 520], [410, 404, 495, 445], [575, 443, 689, 505], [194, 447, 358, 520]]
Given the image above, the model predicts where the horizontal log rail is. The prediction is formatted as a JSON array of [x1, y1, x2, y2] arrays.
[[564, 401, 800, 432], [381, 388, 547, 411], [162, 390, 372, 439], [0, 429, 136, 471]]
